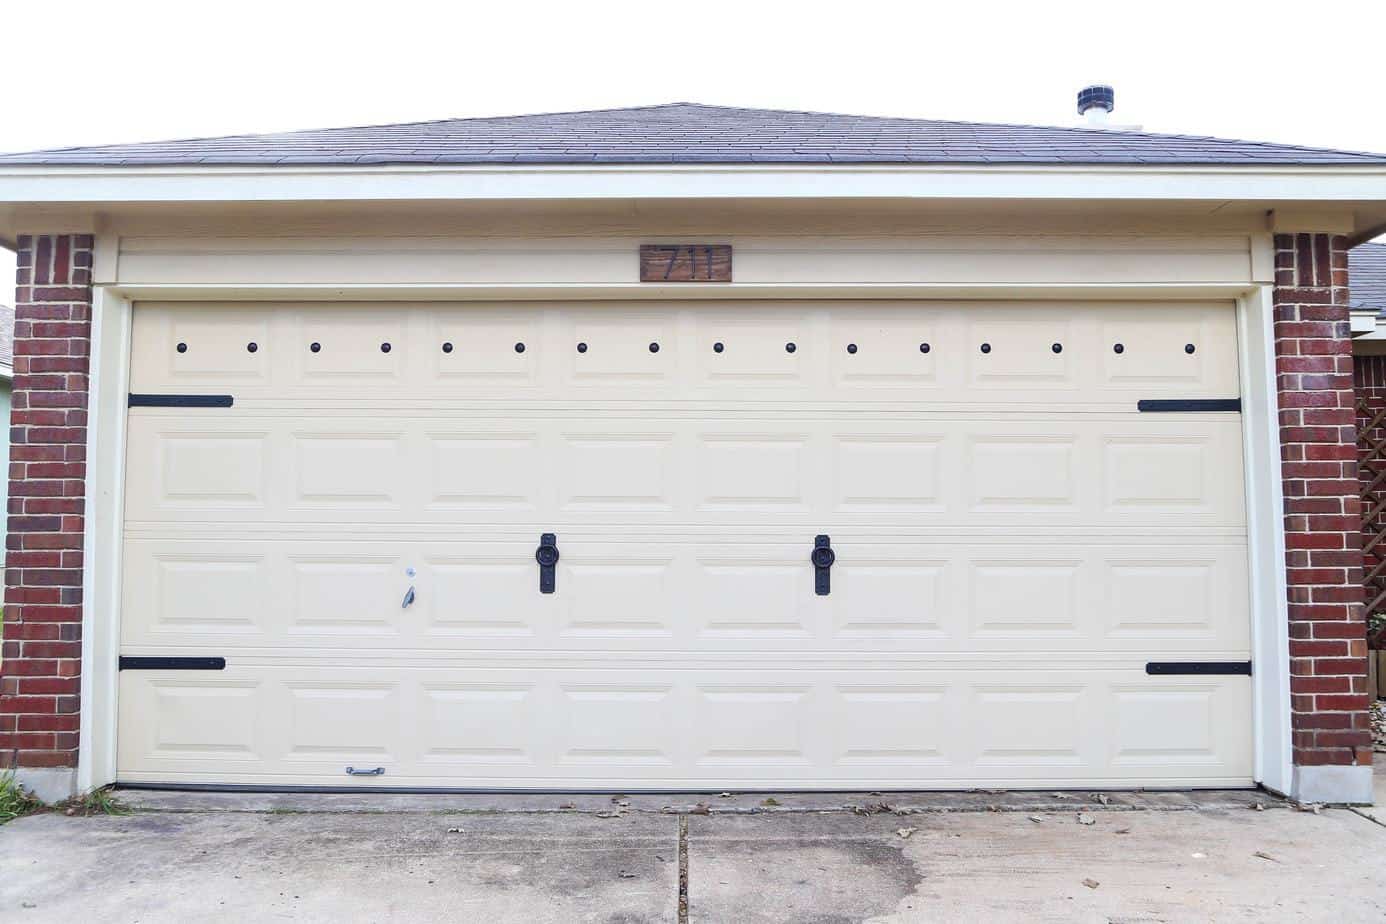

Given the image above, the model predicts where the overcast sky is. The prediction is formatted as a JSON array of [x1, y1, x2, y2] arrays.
[[4, 0, 1385, 285]]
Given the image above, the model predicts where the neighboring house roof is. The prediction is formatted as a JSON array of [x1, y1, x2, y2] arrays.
[[3, 103, 1386, 167], [0, 302, 12, 379], [1351, 243, 1386, 317]]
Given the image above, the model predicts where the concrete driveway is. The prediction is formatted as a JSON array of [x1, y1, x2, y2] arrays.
[[2, 783, 1385, 923]]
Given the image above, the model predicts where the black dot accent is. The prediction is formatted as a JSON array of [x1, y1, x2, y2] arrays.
[[713, 342, 724, 353], [380, 342, 392, 354], [1185, 343, 1196, 354], [442, 342, 453, 354], [310, 342, 321, 353], [577, 342, 588, 353], [919, 343, 931, 354], [247, 342, 258, 354], [1052, 343, 1063, 354], [786, 342, 797, 354], [847, 343, 858, 354], [515, 342, 526, 353], [980, 343, 991, 354], [649, 342, 660, 353], [1113, 343, 1124, 354], [176, 342, 188, 354]]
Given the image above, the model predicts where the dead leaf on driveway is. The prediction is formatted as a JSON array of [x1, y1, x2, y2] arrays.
[[1076, 813, 1096, 826], [896, 827, 918, 839], [1254, 851, 1280, 863], [1082, 878, 1100, 890]]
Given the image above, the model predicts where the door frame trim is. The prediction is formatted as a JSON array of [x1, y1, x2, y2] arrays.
[[79, 280, 1290, 793]]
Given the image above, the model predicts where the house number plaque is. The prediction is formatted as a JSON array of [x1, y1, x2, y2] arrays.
[[639, 244, 732, 282]]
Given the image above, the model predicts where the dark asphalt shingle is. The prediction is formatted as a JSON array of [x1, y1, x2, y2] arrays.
[[2, 102, 1386, 167], [1351, 243, 1386, 317]]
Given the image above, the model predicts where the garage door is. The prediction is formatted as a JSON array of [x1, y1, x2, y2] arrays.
[[117, 300, 1253, 789]]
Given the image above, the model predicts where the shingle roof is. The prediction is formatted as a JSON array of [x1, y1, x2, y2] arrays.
[[1351, 243, 1386, 317], [0, 303, 13, 372], [3, 102, 1386, 167]]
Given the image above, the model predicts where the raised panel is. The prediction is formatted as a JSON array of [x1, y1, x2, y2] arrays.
[[833, 685, 947, 764], [425, 560, 537, 637], [967, 318, 1075, 385], [290, 558, 398, 634], [420, 685, 535, 764], [971, 562, 1079, 636], [698, 437, 806, 508], [561, 562, 674, 636], [696, 686, 810, 765], [429, 434, 540, 509], [974, 685, 1083, 766], [1104, 438, 1207, 509], [696, 561, 806, 637], [153, 556, 265, 634], [970, 437, 1075, 508], [559, 435, 672, 509], [834, 562, 946, 637], [159, 434, 266, 506], [300, 315, 405, 380], [558, 685, 676, 765], [1106, 562, 1216, 638], [1112, 684, 1220, 765], [148, 682, 260, 759], [568, 316, 674, 382], [294, 434, 403, 505], [433, 315, 539, 382], [834, 437, 942, 510], [694, 317, 807, 384], [829, 318, 938, 386], [286, 684, 398, 760]]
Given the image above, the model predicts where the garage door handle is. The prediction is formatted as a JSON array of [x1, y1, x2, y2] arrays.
[[345, 766, 386, 777], [536, 533, 559, 594], [401, 585, 416, 609], [811, 535, 835, 596]]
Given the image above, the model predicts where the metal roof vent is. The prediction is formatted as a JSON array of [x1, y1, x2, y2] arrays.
[[1077, 85, 1115, 128]]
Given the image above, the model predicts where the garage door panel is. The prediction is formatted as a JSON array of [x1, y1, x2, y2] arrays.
[[131, 301, 1239, 404], [117, 666, 1253, 787], [120, 538, 1248, 653], [124, 415, 1244, 528], [121, 299, 1253, 790]]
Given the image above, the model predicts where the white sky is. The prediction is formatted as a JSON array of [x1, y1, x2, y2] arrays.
[[4, 0, 1386, 285]]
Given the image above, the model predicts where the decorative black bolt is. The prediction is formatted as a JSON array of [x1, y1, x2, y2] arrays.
[[442, 342, 453, 353], [176, 342, 188, 354], [786, 342, 797, 354], [577, 342, 588, 353], [980, 343, 991, 354], [713, 342, 724, 353], [247, 342, 258, 353], [919, 343, 931, 354], [1052, 343, 1063, 354], [515, 342, 526, 353], [1185, 343, 1196, 354], [310, 342, 321, 353], [649, 342, 659, 353], [381, 342, 392, 353], [1113, 343, 1124, 354], [847, 343, 858, 354]]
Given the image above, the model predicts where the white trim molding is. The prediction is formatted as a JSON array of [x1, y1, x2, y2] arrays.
[[78, 286, 131, 793], [3, 162, 1386, 206], [74, 281, 1292, 796]]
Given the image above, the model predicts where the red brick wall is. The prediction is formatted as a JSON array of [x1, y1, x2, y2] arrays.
[[0, 234, 93, 771], [1355, 352, 1386, 643], [1275, 232, 1372, 769]]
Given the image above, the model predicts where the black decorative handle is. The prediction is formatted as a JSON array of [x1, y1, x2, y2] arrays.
[[811, 535, 835, 596], [536, 533, 559, 594]]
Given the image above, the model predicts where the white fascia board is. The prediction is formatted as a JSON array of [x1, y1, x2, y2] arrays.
[[3, 163, 1386, 204], [1351, 308, 1380, 335]]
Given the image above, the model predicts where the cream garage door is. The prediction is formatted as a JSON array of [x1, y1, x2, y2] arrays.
[[117, 300, 1253, 789]]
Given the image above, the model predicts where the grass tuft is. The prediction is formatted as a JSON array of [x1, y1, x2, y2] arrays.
[[0, 768, 44, 824]]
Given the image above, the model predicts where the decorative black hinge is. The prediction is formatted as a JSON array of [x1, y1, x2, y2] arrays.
[[811, 535, 835, 596], [1145, 661, 1252, 676], [536, 533, 559, 594], [128, 394, 234, 408], [1136, 399, 1241, 413], [119, 656, 227, 671]]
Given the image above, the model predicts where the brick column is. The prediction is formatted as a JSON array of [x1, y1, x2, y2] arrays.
[[1275, 232, 1373, 801], [0, 234, 93, 800]]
